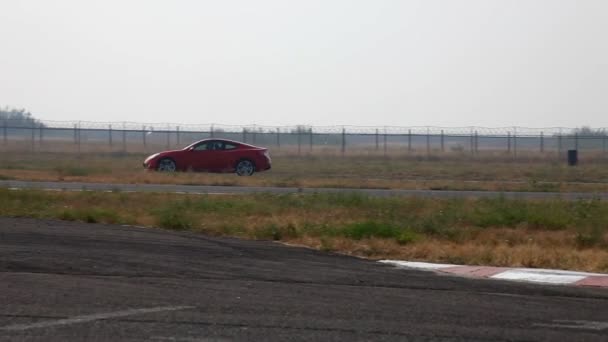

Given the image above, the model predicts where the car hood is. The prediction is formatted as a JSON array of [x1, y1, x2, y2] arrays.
[[144, 150, 182, 163]]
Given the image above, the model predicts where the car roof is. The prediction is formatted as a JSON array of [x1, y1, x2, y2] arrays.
[[188, 138, 259, 148]]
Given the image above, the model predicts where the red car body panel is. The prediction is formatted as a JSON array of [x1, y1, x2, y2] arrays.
[[143, 139, 271, 173]]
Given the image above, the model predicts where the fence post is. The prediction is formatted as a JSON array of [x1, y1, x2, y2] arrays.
[[440, 130, 445, 152], [575, 132, 579, 150], [165, 124, 170, 150], [297, 129, 302, 155], [242, 128, 246, 143], [407, 129, 412, 153], [123, 123, 127, 153], [507, 132, 511, 154], [253, 129, 257, 145], [341, 127, 346, 156], [375, 129, 379, 151], [74, 124, 78, 144], [77, 122, 81, 155], [513, 130, 517, 158], [470, 130, 474, 155], [309, 128, 313, 153], [474, 131, 479, 155], [109, 124, 113, 148], [383, 129, 387, 157], [540, 131, 544, 153], [142, 126, 146, 150], [603, 130, 607, 157], [31, 124, 35, 151], [426, 128, 430, 156], [276, 128, 280, 149], [176, 126, 180, 146], [558, 133, 563, 158], [2, 119, 7, 145], [38, 123, 43, 150], [210, 125, 214, 138]]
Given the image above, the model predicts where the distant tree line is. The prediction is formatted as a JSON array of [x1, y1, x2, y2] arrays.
[[0, 107, 44, 128], [572, 126, 607, 136]]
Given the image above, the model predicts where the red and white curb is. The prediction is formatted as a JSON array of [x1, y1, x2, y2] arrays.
[[379, 260, 608, 288]]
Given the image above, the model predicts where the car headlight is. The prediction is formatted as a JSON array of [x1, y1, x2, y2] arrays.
[[144, 153, 160, 164]]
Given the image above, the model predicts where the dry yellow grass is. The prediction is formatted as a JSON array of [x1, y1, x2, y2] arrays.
[[286, 230, 608, 272], [2, 188, 608, 272]]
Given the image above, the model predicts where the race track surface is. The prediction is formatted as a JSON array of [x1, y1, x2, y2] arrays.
[[1, 218, 607, 341], [2, 180, 608, 200]]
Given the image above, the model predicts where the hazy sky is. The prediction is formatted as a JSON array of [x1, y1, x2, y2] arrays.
[[1, 0, 606, 127]]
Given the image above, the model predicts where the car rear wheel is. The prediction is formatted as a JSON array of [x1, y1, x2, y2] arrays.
[[235, 159, 255, 176], [157, 158, 177, 172]]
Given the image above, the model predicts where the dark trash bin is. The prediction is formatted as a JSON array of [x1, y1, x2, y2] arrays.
[[567, 150, 578, 166]]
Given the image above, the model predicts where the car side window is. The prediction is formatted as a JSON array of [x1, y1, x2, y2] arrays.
[[224, 143, 237, 150], [193, 142, 209, 151], [193, 141, 227, 151], [210, 141, 224, 150]]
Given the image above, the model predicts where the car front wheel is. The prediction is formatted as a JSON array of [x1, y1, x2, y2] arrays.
[[157, 158, 177, 172], [235, 160, 255, 176]]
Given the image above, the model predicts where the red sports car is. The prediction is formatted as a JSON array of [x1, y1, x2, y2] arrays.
[[143, 139, 271, 176]]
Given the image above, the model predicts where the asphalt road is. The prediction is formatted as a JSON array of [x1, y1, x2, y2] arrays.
[[2, 180, 608, 200], [1, 218, 607, 341]]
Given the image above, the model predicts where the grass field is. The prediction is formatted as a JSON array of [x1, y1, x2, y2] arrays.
[[1, 151, 608, 192], [1, 188, 607, 272]]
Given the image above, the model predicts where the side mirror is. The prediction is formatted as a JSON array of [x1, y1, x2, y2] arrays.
[[187, 147, 194, 152]]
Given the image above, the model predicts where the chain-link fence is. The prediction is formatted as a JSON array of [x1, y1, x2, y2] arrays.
[[1, 119, 607, 159]]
